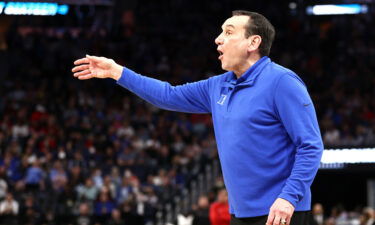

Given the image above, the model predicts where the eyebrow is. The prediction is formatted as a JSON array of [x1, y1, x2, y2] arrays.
[[221, 24, 235, 30]]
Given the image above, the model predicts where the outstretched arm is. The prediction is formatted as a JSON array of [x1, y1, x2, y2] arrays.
[[72, 55, 212, 113]]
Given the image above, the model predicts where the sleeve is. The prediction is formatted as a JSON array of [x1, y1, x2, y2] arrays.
[[116, 67, 212, 113], [274, 73, 324, 207]]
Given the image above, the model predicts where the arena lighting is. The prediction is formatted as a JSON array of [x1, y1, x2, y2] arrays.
[[0, 1, 69, 15], [0, 2, 4, 12], [320, 148, 375, 164], [306, 4, 368, 15]]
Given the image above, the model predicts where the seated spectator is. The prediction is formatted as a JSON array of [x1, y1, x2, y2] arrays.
[[76, 178, 99, 203], [121, 201, 144, 225], [102, 175, 117, 200], [24, 159, 44, 193], [19, 195, 41, 225], [94, 192, 116, 223], [49, 161, 68, 192], [0, 192, 19, 225], [92, 168, 104, 190], [117, 176, 134, 205], [107, 209, 124, 225], [75, 202, 92, 225]]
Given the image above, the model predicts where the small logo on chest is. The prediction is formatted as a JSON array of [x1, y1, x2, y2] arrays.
[[217, 94, 227, 105]]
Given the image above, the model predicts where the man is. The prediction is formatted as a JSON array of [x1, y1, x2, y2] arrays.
[[72, 10, 323, 225], [0, 192, 19, 224], [210, 189, 230, 225], [192, 195, 210, 225], [311, 203, 325, 225]]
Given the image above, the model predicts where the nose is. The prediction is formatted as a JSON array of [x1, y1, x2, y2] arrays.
[[215, 34, 223, 45]]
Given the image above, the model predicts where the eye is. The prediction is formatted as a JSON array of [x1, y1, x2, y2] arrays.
[[225, 31, 232, 35]]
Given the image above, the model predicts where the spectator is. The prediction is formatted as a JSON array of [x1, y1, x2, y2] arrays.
[[209, 189, 230, 225], [107, 209, 125, 225], [92, 169, 104, 190], [121, 201, 144, 225], [192, 195, 210, 225], [102, 175, 117, 200], [77, 178, 99, 204], [360, 207, 375, 225], [24, 159, 44, 193], [19, 195, 41, 225], [0, 192, 19, 225], [75, 202, 93, 225], [311, 203, 325, 225], [117, 177, 134, 205], [94, 192, 116, 223], [49, 161, 68, 192]]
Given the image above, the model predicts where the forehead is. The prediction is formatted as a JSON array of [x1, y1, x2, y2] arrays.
[[222, 15, 249, 30]]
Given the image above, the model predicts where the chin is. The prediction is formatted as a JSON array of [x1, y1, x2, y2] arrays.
[[221, 65, 231, 72], [221, 63, 230, 71]]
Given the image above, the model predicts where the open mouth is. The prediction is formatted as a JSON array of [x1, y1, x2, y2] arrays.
[[217, 49, 223, 59]]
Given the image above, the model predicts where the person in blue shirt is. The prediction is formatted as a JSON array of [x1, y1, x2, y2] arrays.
[[72, 10, 323, 225]]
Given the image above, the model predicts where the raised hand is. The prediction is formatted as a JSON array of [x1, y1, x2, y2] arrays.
[[72, 55, 123, 80]]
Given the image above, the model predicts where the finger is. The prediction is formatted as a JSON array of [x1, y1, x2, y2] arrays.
[[73, 70, 91, 77], [72, 64, 89, 73], [279, 217, 288, 225], [86, 55, 104, 63], [273, 215, 281, 225], [285, 217, 291, 225], [286, 211, 294, 225], [78, 74, 94, 80], [74, 58, 89, 65], [266, 211, 275, 225]]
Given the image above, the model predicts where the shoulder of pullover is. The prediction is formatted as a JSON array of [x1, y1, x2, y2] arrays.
[[208, 71, 233, 84], [269, 62, 306, 87]]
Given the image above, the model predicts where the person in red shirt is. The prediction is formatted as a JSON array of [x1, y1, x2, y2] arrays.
[[210, 189, 230, 225]]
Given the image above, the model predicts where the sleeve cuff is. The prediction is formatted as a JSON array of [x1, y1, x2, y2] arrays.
[[116, 67, 133, 88], [278, 192, 298, 208]]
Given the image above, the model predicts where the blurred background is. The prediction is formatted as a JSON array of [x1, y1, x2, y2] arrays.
[[0, 0, 375, 224]]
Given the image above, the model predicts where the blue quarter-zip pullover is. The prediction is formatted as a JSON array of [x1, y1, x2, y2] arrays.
[[117, 56, 323, 217]]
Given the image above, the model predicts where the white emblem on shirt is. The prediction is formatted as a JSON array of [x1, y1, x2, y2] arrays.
[[217, 94, 227, 105]]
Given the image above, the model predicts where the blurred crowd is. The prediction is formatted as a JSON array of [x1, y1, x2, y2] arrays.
[[0, 14, 218, 224], [1, 0, 375, 224], [175, 192, 375, 225], [310, 203, 375, 225]]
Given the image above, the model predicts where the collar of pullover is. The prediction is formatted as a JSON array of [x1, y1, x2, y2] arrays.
[[224, 56, 271, 87]]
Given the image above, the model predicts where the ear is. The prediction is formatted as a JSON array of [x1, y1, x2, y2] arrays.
[[247, 35, 262, 52]]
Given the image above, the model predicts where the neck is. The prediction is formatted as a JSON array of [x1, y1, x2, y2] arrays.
[[233, 54, 262, 79]]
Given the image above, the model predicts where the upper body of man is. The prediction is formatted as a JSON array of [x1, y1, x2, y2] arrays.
[[72, 10, 324, 225]]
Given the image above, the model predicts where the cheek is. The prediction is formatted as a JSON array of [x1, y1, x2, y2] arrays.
[[226, 39, 247, 57], [237, 42, 249, 54]]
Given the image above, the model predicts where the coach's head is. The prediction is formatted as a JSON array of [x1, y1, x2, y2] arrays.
[[215, 10, 275, 76]]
